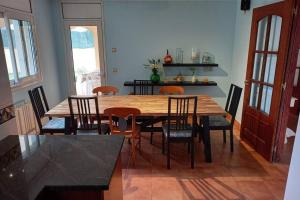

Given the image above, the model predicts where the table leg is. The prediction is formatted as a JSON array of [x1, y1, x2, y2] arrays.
[[202, 116, 212, 163], [65, 117, 72, 135]]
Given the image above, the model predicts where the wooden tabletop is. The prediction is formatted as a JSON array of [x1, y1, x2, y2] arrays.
[[46, 95, 226, 117]]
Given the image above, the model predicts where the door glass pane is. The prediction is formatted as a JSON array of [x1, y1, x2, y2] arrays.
[[22, 21, 37, 76], [9, 19, 28, 78], [268, 15, 282, 52], [264, 54, 277, 84], [252, 53, 264, 80], [0, 18, 14, 82], [256, 17, 268, 51], [250, 83, 260, 108], [70, 26, 101, 95], [260, 86, 273, 115]]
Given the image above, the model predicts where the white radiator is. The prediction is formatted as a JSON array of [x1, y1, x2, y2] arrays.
[[14, 101, 38, 135]]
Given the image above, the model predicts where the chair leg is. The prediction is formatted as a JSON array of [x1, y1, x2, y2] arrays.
[[162, 133, 165, 154], [223, 130, 226, 144], [187, 142, 191, 154], [230, 129, 234, 152], [150, 130, 153, 144], [131, 138, 136, 166], [198, 124, 203, 143], [167, 141, 170, 169], [138, 134, 141, 151], [191, 140, 194, 169]]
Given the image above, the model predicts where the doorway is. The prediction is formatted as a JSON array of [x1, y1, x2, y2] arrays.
[[274, 0, 300, 163], [240, 1, 294, 161], [65, 21, 105, 95]]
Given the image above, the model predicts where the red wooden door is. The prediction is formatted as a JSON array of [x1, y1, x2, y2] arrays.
[[240, 1, 294, 161]]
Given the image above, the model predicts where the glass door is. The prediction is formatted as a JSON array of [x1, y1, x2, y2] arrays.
[[241, 1, 294, 161], [65, 21, 105, 95]]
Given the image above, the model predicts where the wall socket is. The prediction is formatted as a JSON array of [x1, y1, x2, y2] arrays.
[[112, 48, 117, 53], [112, 68, 118, 73]]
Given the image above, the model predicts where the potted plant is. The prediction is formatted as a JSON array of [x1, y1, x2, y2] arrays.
[[144, 58, 161, 83]]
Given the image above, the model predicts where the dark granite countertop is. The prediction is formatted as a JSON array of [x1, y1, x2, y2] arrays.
[[0, 135, 124, 200]]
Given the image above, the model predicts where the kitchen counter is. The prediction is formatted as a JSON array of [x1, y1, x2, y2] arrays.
[[0, 135, 124, 200]]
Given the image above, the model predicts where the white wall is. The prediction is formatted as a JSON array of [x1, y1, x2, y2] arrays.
[[231, 0, 282, 122], [284, 117, 300, 199]]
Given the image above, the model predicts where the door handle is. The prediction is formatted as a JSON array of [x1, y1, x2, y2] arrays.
[[244, 80, 249, 85]]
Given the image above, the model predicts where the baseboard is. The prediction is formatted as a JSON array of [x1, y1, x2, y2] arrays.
[[234, 120, 241, 132]]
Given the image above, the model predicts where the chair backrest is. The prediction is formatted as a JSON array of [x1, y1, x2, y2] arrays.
[[225, 84, 243, 124], [28, 86, 50, 129], [104, 107, 141, 136], [68, 96, 101, 133], [133, 80, 154, 95], [92, 86, 119, 95], [159, 86, 184, 95], [167, 96, 198, 137]]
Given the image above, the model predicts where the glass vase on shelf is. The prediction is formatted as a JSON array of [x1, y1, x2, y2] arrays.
[[150, 68, 160, 83], [191, 48, 200, 63], [176, 48, 183, 64]]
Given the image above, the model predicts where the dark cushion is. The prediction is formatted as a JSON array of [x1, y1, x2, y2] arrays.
[[209, 116, 231, 128], [43, 118, 65, 129], [162, 124, 193, 138], [136, 116, 154, 123], [77, 123, 110, 135]]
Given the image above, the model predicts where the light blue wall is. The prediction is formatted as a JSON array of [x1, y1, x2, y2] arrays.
[[104, 1, 237, 106], [49, 0, 69, 100], [231, 0, 282, 122], [12, 0, 63, 107]]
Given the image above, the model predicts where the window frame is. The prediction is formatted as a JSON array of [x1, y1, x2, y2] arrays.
[[0, 9, 42, 90]]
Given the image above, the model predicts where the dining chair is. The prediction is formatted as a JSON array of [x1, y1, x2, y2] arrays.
[[132, 80, 157, 144], [92, 86, 119, 95], [201, 84, 242, 152], [28, 86, 66, 135], [133, 80, 154, 95], [159, 86, 185, 95], [153, 86, 185, 144], [162, 96, 198, 169], [104, 107, 141, 166], [68, 96, 109, 135]]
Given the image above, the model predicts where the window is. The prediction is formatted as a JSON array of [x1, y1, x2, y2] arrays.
[[0, 13, 39, 87]]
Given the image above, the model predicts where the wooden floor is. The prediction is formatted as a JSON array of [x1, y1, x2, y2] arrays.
[[120, 128, 289, 200]]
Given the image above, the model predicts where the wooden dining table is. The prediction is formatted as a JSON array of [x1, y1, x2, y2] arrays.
[[46, 95, 226, 163]]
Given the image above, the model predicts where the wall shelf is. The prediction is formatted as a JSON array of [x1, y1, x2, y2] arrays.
[[124, 81, 217, 87], [163, 63, 218, 67]]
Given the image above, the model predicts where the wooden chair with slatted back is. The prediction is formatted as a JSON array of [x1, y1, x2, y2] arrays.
[[132, 80, 156, 144], [159, 86, 185, 95], [162, 96, 198, 169], [28, 86, 66, 135], [68, 96, 109, 135], [104, 107, 141, 166], [92, 86, 119, 96], [133, 80, 154, 95], [202, 84, 242, 152]]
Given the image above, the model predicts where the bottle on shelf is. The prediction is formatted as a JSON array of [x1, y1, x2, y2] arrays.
[[164, 49, 173, 64]]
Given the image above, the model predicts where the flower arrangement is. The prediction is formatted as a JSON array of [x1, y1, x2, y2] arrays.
[[144, 58, 162, 83], [144, 58, 161, 71]]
